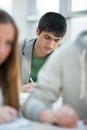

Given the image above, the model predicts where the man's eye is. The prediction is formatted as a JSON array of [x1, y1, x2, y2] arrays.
[[45, 36, 50, 39], [55, 39, 59, 42], [55, 39, 61, 42]]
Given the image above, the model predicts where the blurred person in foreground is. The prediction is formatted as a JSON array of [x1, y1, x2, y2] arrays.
[[23, 30, 87, 128], [0, 9, 20, 123]]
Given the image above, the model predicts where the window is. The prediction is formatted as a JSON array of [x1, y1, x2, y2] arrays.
[[27, 0, 60, 38], [26, 0, 87, 39], [71, 17, 87, 41], [62, 0, 87, 42], [0, 0, 12, 15], [71, 0, 87, 12], [36, 0, 60, 15]]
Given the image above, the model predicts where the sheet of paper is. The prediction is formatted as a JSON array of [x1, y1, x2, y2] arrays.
[[78, 120, 87, 128], [30, 121, 87, 130], [44, 120, 87, 129], [0, 118, 31, 130], [19, 93, 30, 105]]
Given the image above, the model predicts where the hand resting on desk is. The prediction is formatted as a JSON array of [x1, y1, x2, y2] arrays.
[[39, 105, 79, 128], [0, 105, 18, 123]]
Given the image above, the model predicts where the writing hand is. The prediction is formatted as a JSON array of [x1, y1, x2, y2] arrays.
[[21, 83, 33, 93]]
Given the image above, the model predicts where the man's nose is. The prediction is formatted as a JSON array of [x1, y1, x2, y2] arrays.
[[49, 40, 55, 48]]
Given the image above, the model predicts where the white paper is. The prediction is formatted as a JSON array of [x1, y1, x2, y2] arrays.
[[78, 120, 87, 128], [0, 118, 31, 130], [44, 120, 87, 129], [19, 93, 30, 105]]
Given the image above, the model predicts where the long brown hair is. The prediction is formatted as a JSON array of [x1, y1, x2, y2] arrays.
[[0, 9, 19, 110]]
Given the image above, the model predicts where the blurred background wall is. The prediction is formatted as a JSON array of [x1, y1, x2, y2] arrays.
[[0, 0, 87, 43]]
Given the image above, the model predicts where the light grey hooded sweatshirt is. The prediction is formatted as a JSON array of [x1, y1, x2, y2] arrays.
[[23, 30, 87, 121]]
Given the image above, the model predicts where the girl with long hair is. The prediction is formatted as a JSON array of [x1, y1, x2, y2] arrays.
[[0, 9, 19, 123]]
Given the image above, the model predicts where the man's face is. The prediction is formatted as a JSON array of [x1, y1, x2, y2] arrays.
[[36, 29, 62, 57]]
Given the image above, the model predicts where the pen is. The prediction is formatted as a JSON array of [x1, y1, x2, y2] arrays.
[[29, 75, 34, 83]]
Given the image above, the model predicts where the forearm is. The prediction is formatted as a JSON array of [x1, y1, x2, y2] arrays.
[[23, 98, 47, 121]]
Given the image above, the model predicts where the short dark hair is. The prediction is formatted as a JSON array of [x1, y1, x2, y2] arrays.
[[38, 12, 67, 38]]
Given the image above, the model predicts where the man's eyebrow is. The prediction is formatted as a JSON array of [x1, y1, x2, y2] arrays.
[[44, 34, 50, 37], [52, 37, 62, 41]]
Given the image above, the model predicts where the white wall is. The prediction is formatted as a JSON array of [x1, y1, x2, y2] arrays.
[[12, 0, 27, 40]]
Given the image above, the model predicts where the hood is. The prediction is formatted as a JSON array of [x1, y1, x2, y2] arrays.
[[74, 30, 87, 99]]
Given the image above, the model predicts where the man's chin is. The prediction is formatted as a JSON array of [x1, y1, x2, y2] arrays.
[[45, 51, 52, 55]]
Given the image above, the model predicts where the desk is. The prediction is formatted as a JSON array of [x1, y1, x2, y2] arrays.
[[18, 122, 87, 130]]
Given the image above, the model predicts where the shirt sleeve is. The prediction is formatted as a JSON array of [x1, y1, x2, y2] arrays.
[[23, 48, 63, 121]]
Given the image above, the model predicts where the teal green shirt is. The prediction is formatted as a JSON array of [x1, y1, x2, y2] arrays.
[[30, 54, 50, 82]]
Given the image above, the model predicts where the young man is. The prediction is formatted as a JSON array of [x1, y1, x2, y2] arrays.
[[23, 31, 87, 127], [20, 12, 67, 92]]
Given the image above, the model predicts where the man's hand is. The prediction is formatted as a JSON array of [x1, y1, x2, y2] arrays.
[[0, 105, 18, 123], [21, 83, 33, 93], [54, 105, 78, 127], [84, 118, 87, 124], [39, 105, 78, 128]]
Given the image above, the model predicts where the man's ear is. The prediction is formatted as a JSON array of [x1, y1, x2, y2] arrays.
[[36, 27, 40, 36]]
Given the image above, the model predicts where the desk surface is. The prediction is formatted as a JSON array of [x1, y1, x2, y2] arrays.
[[19, 122, 87, 130]]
